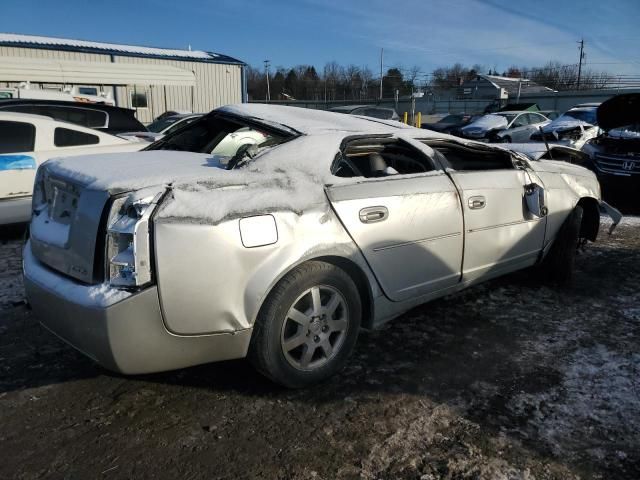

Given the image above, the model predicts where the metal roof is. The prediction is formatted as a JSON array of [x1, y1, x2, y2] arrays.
[[0, 57, 196, 86], [0, 33, 245, 65]]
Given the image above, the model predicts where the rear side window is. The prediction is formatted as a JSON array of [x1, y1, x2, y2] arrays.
[[333, 137, 436, 178], [54, 128, 100, 147], [0, 120, 35, 153]]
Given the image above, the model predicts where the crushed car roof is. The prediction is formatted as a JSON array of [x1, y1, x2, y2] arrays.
[[218, 104, 412, 135]]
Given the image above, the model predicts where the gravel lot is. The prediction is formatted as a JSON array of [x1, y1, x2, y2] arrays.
[[1, 217, 639, 480]]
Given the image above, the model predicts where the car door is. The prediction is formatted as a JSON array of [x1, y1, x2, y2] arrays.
[[327, 137, 464, 302], [443, 151, 547, 282], [507, 114, 532, 142]]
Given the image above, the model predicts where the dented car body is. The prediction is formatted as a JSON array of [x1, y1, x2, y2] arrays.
[[23, 104, 611, 386]]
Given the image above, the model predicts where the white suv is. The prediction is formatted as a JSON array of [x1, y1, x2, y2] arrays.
[[0, 112, 144, 225]]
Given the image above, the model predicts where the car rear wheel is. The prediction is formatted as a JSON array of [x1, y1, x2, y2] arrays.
[[540, 205, 583, 285], [248, 261, 361, 388], [500, 136, 512, 143]]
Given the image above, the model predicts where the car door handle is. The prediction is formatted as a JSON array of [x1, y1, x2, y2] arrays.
[[468, 196, 486, 209], [359, 206, 388, 223]]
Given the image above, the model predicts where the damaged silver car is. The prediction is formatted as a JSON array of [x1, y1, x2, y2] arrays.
[[24, 104, 615, 387]]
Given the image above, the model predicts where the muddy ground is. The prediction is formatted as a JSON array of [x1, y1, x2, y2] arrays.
[[1, 218, 639, 480]]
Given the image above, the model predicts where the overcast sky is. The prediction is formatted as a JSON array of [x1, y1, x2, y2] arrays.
[[2, 0, 638, 77]]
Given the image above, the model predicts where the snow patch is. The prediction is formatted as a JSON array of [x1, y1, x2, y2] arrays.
[[510, 345, 640, 458]]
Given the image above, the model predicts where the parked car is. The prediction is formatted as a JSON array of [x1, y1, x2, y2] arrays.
[[329, 105, 399, 121], [530, 104, 600, 149], [460, 111, 550, 143], [120, 113, 203, 142], [421, 114, 475, 134], [581, 93, 640, 199], [24, 104, 615, 388], [0, 112, 144, 225], [0, 99, 146, 135]]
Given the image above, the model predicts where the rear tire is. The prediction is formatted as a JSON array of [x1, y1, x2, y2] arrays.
[[248, 261, 361, 388], [540, 205, 583, 285]]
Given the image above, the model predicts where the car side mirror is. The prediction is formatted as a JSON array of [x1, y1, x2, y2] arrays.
[[525, 183, 547, 217]]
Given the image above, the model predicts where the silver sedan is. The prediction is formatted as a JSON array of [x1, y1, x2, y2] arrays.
[[24, 104, 612, 387]]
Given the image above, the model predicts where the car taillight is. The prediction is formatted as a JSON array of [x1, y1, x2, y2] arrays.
[[106, 191, 164, 288]]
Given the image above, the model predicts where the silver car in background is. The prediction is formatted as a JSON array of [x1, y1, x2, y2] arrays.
[[24, 104, 611, 387], [460, 111, 550, 143]]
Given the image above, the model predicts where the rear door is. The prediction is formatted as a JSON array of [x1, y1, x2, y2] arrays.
[[327, 137, 464, 302]]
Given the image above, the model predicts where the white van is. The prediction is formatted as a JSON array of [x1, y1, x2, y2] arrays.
[[0, 112, 144, 225]]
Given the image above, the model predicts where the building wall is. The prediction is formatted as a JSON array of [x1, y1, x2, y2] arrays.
[[0, 46, 243, 123], [112, 56, 242, 123]]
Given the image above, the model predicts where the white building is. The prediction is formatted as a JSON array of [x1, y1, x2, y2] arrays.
[[0, 33, 247, 123]]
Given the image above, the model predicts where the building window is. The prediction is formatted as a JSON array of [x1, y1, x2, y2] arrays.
[[78, 86, 98, 96], [0, 121, 36, 153], [54, 127, 100, 147], [130, 91, 148, 109]]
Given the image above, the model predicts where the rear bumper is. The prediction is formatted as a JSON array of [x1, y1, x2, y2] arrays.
[[0, 196, 31, 225], [23, 245, 252, 374]]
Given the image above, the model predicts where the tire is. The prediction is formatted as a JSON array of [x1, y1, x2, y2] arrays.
[[540, 205, 583, 285], [500, 136, 512, 143], [248, 261, 362, 388]]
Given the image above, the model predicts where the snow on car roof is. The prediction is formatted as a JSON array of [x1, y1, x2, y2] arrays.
[[219, 104, 411, 135]]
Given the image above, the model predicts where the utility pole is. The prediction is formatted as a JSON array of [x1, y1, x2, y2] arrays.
[[577, 39, 585, 90], [379, 48, 384, 100], [264, 60, 271, 102]]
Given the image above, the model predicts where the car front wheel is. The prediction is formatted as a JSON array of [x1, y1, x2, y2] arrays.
[[248, 261, 362, 388], [539, 205, 583, 285]]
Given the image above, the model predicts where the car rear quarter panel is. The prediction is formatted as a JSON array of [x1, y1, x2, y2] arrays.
[[153, 205, 378, 335]]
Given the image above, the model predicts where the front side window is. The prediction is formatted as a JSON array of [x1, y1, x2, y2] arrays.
[[421, 139, 516, 171], [333, 138, 436, 178], [54, 128, 100, 147], [511, 115, 529, 128], [0, 121, 35, 153]]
